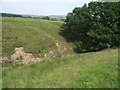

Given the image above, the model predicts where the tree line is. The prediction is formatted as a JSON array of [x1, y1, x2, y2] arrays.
[[61, 2, 120, 53], [1, 13, 65, 21], [2, 13, 22, 17]]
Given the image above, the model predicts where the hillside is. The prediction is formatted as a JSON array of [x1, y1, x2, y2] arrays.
[[2, 49, 118, 88], [2, 17, 118, 88], [2, 17, 74, 65]]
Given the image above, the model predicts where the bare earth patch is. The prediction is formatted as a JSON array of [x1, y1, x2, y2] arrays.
[[11, 47, 42, 64], [2, 41, 67, 65]]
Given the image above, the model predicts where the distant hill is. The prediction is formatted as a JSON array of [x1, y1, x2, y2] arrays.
[[1, 12, 66, 20], [48, 15, 66, 19]]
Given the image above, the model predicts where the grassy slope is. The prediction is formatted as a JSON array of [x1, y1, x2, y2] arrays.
[[2, 17, 73, 57], [2, 17, 118, 88], [3, 49, 118, 88]]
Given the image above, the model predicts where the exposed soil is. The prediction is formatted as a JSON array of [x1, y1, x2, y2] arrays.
[[11, 47, 42, 64], [2, 41, 67, 65]]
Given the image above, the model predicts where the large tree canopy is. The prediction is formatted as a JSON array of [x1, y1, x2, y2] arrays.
[[61, 2, 120, 53]]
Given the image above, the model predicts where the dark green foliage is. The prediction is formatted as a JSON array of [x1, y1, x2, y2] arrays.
[[61, 2, 120, 52], [42, 16, 50, 20], [2, 13, 22, 17]]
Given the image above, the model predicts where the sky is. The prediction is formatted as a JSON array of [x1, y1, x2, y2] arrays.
[[0, 0, 96, 15]]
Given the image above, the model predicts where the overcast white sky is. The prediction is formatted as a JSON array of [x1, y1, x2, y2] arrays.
[[1, 0, 96, 15], [1, 0, 96, 3]]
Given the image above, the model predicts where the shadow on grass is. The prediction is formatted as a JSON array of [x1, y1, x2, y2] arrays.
[[58, 27, 117, 54], [59, 29, 80, 53]]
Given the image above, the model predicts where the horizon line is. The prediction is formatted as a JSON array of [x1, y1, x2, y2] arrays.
[[1, 11, 67, 16]]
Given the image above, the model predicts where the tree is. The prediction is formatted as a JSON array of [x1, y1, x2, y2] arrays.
[[42, 16, 50, 20], [61, 2, 120, 53]]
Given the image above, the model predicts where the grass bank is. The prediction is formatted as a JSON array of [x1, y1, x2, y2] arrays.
[[2, 49, 118, 88]]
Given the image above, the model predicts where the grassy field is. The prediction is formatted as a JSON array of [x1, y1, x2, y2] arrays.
[[2, 17, 118, 88], [2, 17, 73, 57], [2, 49, 118, 88]]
